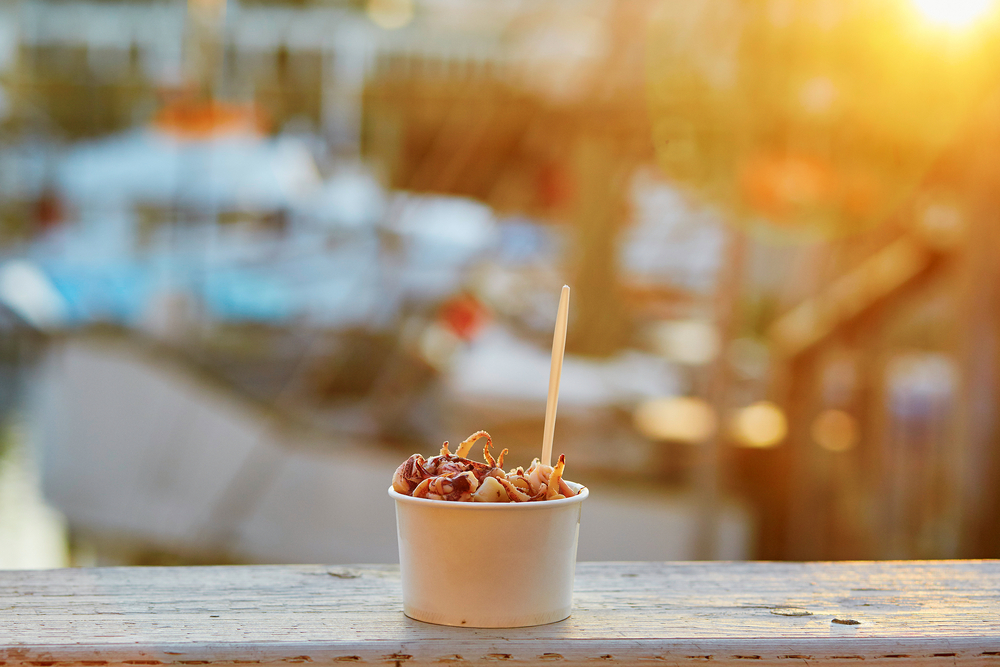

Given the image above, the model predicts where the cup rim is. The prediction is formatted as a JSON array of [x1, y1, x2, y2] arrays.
[[388, 483, 588, 510]]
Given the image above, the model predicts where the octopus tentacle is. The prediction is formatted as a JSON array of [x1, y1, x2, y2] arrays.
[[511, 476, 531, 491], [529, 483, 548, 501], [546, 454, 567, 500], [496, 476, 531, 502], [526, 462, 551, 496], [484, 439, 497, 468], [411, 478, 433, 498], [455, 430, 491, 459]]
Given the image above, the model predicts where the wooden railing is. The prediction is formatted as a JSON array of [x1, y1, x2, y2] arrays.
[[2, 561, 999, 666]]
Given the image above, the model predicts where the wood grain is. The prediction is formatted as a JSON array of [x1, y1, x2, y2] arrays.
[[2, 562, 999, 666]]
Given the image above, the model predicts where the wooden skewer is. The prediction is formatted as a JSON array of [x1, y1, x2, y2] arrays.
[[541, 285, 570, 468]]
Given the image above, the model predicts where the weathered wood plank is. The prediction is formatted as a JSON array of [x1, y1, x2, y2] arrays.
[[2, 562, 999, 666]]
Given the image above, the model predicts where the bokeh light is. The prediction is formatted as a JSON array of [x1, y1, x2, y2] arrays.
[[812, 409, 860, 453], [917, 199, 965, 249], [731, 401, 788, 449], [367, 0, 414, 30], [649, 319, 720, 366], [634, 397, 717, 444]]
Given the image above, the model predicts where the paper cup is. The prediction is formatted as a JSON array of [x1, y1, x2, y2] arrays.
[[389, 484, 588, 628]]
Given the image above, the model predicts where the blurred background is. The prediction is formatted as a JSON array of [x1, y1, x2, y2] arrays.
[[1, 0, 1000, 567]]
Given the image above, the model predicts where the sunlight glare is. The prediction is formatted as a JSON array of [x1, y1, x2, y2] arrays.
[[912, 0, 994, 27]]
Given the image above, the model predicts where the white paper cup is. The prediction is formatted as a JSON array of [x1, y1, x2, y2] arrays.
[[389, 484, 588, 628]]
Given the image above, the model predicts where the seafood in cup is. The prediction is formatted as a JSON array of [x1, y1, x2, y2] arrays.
[[391, 430, 582, 502]]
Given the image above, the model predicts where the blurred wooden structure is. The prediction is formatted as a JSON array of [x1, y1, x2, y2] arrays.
[[749, 92, 1000, 560], [362, 4, 657, 357]]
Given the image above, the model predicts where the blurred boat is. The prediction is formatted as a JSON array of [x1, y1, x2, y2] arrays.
[[29, 333, 751, 564]]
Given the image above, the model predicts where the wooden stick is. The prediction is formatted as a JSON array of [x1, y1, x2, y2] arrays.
[[541, 285, 570, 468]]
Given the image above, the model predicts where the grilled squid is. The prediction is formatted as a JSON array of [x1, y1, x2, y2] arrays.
[[392, 431, 582, 503]]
